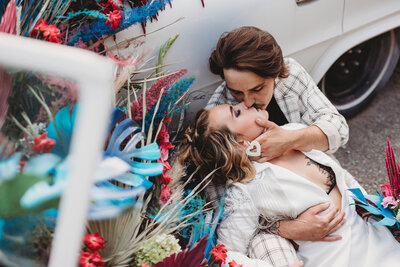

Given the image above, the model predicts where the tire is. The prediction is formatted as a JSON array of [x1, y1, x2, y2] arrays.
[[319, 29, 400, 118]]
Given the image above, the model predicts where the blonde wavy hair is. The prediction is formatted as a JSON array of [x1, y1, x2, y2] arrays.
[[179, 109, 256, 186]]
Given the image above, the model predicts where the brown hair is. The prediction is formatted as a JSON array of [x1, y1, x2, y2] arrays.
[[179, 109, 255, 186], [209, 26, 289, 79]]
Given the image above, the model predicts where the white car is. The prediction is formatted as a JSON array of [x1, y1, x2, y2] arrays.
[[117, 0, 400, 118]]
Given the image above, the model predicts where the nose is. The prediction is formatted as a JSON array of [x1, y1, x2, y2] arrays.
[[243, 94, 254, 108]]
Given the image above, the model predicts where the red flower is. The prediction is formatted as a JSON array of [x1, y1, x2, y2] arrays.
[[157, 159, 173, 185], [42, 24, 63, 43], [139, 264, 152, 267], [84, 232, 106, 252], [30, 19, 48, 37], [160, 186, 171, 204], [228, 260, 243, 267], [30, 19, 63, 43], [209, 244, 227, 266], [80, 251, 105, 267], [100, 0, 122, 13], [381, 182, 393, 197], [32, 132, 56, 154], [19, 161, 27, 172], [105, 10, 122, 30]]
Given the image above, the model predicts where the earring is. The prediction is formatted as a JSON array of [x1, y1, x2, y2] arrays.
[[246, 140, 261, 157]]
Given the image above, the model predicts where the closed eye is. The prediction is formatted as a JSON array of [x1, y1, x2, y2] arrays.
[[234, 109, 241, 117]]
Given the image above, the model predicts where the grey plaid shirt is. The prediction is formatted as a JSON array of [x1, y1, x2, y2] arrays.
[[206, 57, 348, 266]]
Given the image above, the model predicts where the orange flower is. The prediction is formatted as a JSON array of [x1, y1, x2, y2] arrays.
[[209, 244, 227, 266], [105, 10, 122, 30], [32, 132, 56, 154]]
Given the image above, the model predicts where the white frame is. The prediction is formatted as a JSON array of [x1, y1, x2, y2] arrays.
[[0, 33, 115, 266]]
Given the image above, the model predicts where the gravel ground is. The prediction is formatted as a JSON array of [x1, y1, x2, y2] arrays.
[[335, 61, 400, 193]]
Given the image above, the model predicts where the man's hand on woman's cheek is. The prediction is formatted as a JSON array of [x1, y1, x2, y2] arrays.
[[248, 118, 295, 162], [274, 202, 346, 241]]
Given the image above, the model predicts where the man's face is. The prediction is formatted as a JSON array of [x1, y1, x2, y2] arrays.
[[223, 68, 275, 110]]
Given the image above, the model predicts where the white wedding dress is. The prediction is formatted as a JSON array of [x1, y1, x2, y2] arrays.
[[217, 142, 400, 266]]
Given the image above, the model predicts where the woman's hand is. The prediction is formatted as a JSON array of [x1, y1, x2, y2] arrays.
[[290, 261, 304, 267], [276, 202, 346, 241]]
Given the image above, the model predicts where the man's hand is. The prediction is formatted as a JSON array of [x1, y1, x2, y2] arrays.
[[277, 202, 346, 241], [249, 118, 294, 162]]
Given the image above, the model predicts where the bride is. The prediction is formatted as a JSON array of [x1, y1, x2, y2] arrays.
[[179, 102, 400, 267]]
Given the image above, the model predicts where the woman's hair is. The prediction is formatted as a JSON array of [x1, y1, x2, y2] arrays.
[[209, 26, 289, 80], [178, 109, 255, 186]]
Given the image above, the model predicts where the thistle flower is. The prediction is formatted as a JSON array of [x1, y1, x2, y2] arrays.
[[385, 138, 400, 199]]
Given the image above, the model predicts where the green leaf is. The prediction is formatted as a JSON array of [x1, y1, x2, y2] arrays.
[[156, 34, 179, 76], [0, 173, 58, 218]]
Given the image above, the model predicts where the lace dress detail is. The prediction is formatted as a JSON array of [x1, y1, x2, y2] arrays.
[[223, 184, 252, 219]]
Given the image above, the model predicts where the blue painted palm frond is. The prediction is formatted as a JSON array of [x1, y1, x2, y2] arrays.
[[348, 188, 398, 227], [106, 118, 161, 162], [0, 153, 21, 182], [68, 0, 171, 45], [46, 105, 78, 158]]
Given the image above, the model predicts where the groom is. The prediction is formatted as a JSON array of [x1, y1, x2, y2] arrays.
[[206, 26, 349, 265]]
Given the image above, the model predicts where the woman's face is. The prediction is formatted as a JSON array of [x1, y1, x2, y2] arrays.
[[208, 102, 269, 141]]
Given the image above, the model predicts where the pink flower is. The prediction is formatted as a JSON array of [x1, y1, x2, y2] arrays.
[[209, 244, 228, 266], [381, 182, 393, 197], [381, 196, 398, 209], [139, 264, 152, 267], [160, 186, 171, 204], [80, 251, 105, 267], [105, 10, 122, 30], [32, 132, 56, 154], [84, 232, 106, 252], [229, 260, 243, 267]]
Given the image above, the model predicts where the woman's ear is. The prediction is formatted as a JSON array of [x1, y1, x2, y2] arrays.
[[237, 136, 250, 149]]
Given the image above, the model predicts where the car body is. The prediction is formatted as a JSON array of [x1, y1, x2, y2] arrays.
[[116, 0, 400, 118]]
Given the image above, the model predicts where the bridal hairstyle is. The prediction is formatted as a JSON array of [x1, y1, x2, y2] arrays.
[[209, 26, 289, 79], [179, 109, 255, 186]]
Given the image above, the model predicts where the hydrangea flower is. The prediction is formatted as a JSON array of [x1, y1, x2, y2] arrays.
[[135, 234, 181, 266]]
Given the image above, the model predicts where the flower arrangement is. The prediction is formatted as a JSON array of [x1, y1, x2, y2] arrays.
[[349, 138, 400, 230], [0, 0, 225, 266]]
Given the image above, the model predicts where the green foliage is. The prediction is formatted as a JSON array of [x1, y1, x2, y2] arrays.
[[156, 34, 179, 76], [0, 173, 58, 218]]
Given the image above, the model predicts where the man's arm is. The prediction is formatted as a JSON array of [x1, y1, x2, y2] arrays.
[[253, 119, 328, 162], [271, 203, 346, 241]]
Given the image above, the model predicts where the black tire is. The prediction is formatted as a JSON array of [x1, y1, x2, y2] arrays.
[[319, 29, 400, 118]]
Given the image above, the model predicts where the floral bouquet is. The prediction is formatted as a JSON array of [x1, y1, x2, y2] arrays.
[[349, 138, 400, 232], [0, 0, 229, 266]]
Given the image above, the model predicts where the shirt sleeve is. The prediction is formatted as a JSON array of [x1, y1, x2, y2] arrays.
[[217, 183, 273, 267], [291, 58, 349, 153]]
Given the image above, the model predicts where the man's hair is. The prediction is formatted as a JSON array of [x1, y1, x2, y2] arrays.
[[178, 109, 255, 186], [209, 26, 289, 79]]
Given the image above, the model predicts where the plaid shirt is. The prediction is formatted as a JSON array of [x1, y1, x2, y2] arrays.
[[206, 57, 348, 265]]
